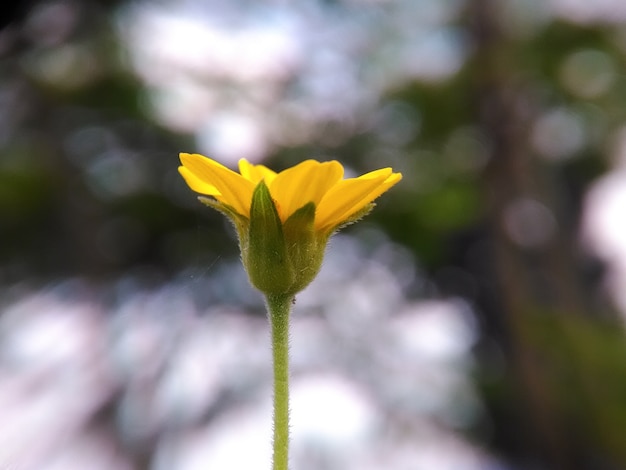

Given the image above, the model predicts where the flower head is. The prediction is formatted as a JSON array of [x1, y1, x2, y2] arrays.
[[179, 153, 401, 296]]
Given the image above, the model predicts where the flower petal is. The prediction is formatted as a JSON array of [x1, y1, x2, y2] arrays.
[[178, 166, 221, 196], [180, 153, 255, 216], [269, 160, 344, 221], [238, 159, 278, 185], [316, 168, 402, 231]]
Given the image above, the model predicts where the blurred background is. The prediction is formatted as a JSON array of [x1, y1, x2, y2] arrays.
[[2, 0, 626, 469]]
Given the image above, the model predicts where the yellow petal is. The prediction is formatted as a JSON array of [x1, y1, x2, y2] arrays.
[[178, 166, 221, 196], [269, 160, 344, 221], [238, 159, 278, 185], [316, 168, 402, 231], [180, 153, 255, 216]]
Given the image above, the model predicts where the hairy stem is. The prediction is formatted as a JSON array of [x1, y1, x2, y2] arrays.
[[266, 293, 292, 470]]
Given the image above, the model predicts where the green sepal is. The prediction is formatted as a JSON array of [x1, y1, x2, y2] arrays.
[[198, 196, 250, 247], [282, 202, 325, 295], [329, 203, 375, 233], [245, 181, 294, 295]]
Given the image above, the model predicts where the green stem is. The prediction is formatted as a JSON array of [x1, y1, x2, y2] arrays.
[[266, 293, 293, 470]]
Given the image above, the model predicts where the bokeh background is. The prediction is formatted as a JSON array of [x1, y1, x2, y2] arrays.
[[2, 0, 626, 469]]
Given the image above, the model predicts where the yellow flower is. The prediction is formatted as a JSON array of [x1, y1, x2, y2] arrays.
[[179, 153, 401, 233], [178, 153, 402, 296]]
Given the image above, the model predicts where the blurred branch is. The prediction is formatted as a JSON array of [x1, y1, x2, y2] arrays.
[[468, 0, 614, 468]]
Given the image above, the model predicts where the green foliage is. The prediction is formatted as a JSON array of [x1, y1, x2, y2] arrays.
[[528, 21, 611, 81], [522, 310, 626, 465]]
